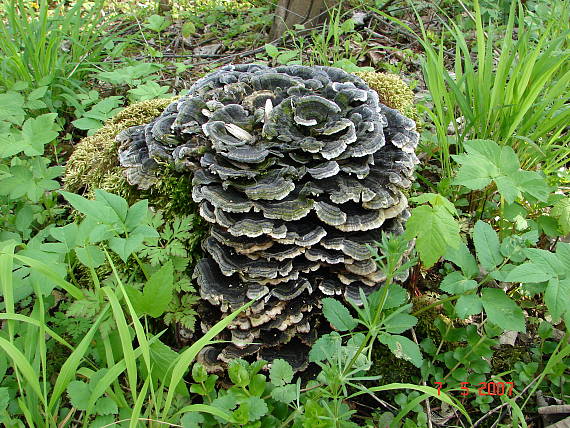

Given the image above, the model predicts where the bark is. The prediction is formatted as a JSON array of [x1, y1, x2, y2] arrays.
[[270, 0, 337, 39]]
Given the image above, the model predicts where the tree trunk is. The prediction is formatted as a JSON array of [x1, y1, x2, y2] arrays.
[[270, 0, 336, 40]]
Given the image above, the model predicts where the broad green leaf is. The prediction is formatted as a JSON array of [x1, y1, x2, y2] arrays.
[[108, 235, 145, 262], [72, 117, 101, 131], [125, 200, 149, 230], [544, 278, 570, 320], [455, 294, 482, 319], [141, 261, 174, 317], [0, 92, 25, 125], [309, 332, 341, 363], [242, 396, 268, 421], [505, 262, 554, 283], [551, 198, 570, 235], [404, 204, 461, 268], [383, 313, 418, 334], [379, 333, 423, 368], [181, 412, 205, 428], [555, 242, 570, 266], [269, 359, 293, 387], [381, 283, 408, 309], [322, 298, 357, 331], [67, 381, 91, 410], [181, 21, 196, 38], [264, 43, 279, 58], [271, 384, 297, 404], [59, 191, 115, 223], [228, 360, 250, 387], [445, 242, 479, 278], [95, 396, 118, 415], [514, 170, 550, 202], [473, 221, 502, 271], [95, 189, 129, 223], [439, 271, 478, 294], [75, 245, 105, 268], [481, 288, 525, 332], [20, 113, 59, 156], [411, 193, 456, 215], [524, 248, 567, 276]]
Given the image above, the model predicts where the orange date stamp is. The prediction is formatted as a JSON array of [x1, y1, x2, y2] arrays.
[[434, 381, 514, 396]]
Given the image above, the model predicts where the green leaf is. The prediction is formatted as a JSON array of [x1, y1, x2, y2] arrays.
[[127, 261, 174, 317], [380, 283, 408, 309], [20, 113, 59, 156], [0, 92, 25, 125], [322, 298, 357, 331], [473, 221, 502, 271], [95, 189, 128, 223], [384, 313, 418, 334], [95, 396, 118, 415], [75, 245, 105, 268], [125, 200, 149, 230], [228, 360, 250, 388], [379, 333, 423, 368], [264, 43, 279, 58], [551, 198, 570, 235], [59, 191, 114, 223], [455, 294, 482, 319], [309, 332, 341, 363], [181, 412, 205, 428], [72, 117, 101, 131], [445, 243, 479, 278], [271, 384, 297, 404], [505, 262, 554, 283], [108, 235, 145, 262], [555, 242, 570, 266], [67, 380, 91, 411], [439, 271, 478, 294], [481, 288, 525, 332], [404, 204, 461, 268], [192, 363, 208, 383], [269, 359, 293, 387], [544, 278, 570, 320], [243, 396, 268, 421], [524, 248, 567, 276], [181, 21, 196, 38]]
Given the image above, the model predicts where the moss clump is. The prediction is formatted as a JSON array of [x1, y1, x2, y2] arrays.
[[369, 343, 420, 385], [356, 71, 418, 123], [64, 97, 177, 195], [491, 345, 532, 375]]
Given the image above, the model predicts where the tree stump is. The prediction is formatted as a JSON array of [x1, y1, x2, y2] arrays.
[[270, 0, 337, 39]]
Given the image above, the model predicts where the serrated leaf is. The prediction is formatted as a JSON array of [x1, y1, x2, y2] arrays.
[[379, 333, 423, 367], [21, 113, 59, 156], [59, 191, 115, 223], [544, 278, 570, 320], [181, 412, 205, 428], [322, 298, 357, 331], [481, 288, 525, 332], [271, 384, 297, 404], [95, 396, 118, 415], [243, 396, 268, 421], [269, 359, 293, 387], [455, 294, 482, 319], [67, 380, 91, 410], [439, 271, 478, 294], [445, 242, 479, 278], [524, 248, 567, 276], [108, 235, 145, 262], [473, 221, 502, 271], [383, 313, 417, 334], [505, 262, 554, 283], [404, 204, 461, 268], [0, 92, 25, 125], [309, 332, 341, 363]]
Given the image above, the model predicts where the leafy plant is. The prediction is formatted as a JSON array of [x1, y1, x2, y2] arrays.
[[71, 96, 124, 135]]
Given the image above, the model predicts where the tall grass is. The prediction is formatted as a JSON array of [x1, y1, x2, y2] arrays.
[[0, 242, 250, 427], [379, 0, 569, 179], [0, 0, 113, 108]]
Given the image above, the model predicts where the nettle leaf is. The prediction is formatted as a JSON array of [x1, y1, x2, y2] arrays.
[[322, 298, 357, 331], [455, 294, 482, 319], [439, 271, 478, 294], [383, 313, 417, 334], [481, 288, 525, 332], [545, 278, 570, 320], [473, 221, 503, 271], [379, 333, 423, 368], [551, 198, 570, 235], [269, 358, 293, 387], [404, 203, 461, 268]]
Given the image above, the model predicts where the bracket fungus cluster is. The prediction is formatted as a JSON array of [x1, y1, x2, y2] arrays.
[[117, 64, 419, 370]]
